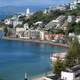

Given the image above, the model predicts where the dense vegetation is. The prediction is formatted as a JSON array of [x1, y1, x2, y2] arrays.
[[23, 10, 66, 27], [53, 38, 80, 75], [22, 6, 80, 26], [53, 58, 65, 75], [68, 22, 80, 34], [65, 38, 80, 68], [1, 6, 80, 31]]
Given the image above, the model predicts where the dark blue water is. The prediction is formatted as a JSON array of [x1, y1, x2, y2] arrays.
[[0, 40, 66, 80]]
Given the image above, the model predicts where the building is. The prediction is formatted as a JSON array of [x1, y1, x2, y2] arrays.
[[12, 16, 23, 28], [67, 16, 75, 23], [77, 35, 80, 43], [26, 8, 30, 16], [61, 65, 80, 80], [75, 16, 80, 23], [45, 16, 66, 30], [27, 30, 40, 39], [16, 28, 50, 40], [34, 21, 43, 25], [56, 5, 67, 11], [4, 18, 12, 25], [61, 71, 75, 80], [74, 0, 80, 5], [68, 33, 80, 43], [24, 23, 29, 30], [53, 15, 66, 28], [70, 0, 80, 10], [43, 9, 48, 14], [40, 31, 49, 40], [16, 29, 40, 39]]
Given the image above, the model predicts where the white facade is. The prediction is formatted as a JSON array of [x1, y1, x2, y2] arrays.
[[16, 28, 26, 32], [34, 21, 43, 25], [61, 71, 75, 80], [40, 31, 44, 40], [70, 3, 77, 10], [75, 16, 80, 23], [26, 8, 30, 16], [16, 29, 40, 39], [13, 20, 22, 28], [70, 0, 80, 10], [77, 35, 80, 43], [69, 33, 75, 37], [40, 31, 46, 40], [24, 23, 29, 29], [4, 19, 12, 25], [45, 16, 66, 30], [52, 16, 66, 28], [56, 5, 66, 11], [43, 9, 48, 14], [67, 16, 75, 23], [74, 0, 80, 5]]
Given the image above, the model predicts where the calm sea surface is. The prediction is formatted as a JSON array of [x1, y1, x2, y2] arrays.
[[0, 39, 66, 80]]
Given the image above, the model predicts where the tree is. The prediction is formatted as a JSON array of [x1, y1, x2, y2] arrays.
[[75, 22, 80, 34], [65, 38, 80, 68], [53, 58, 64, 75], [4, 27, 8, 36], [3, 27, 13, 37], [67, 21, 80, 34]]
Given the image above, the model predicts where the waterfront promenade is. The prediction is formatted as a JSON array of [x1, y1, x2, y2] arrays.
[[2, 37, 68, 48]]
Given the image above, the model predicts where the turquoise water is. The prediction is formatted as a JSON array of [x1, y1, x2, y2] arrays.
[[0, 40, 66, 80]]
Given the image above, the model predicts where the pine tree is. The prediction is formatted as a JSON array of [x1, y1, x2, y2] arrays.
[[65, 38, 80, 68], [53, 58, 64, 75]]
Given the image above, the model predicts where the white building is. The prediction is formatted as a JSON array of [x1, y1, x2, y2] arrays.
[[43, 9, 48, 14], [34, 21, 43, 25], [52, 15, 66, 28], [12, 15, 23, 28], [26, 8, 30, 17], [16, 28, 26, 32], [75, 16, 80, 23], [16, 29, 40, 39], [40, 31, 48, 40], [77, 35, 80, 43], [56, 5, 67, 11], [27, 30, 40, 39], [74, 0, 80, 5], [69, 33, 80, 43], [70, 0, 80, 10], [61, 71, 75, 80], [70, 3, 77, 10], [4, 19, 12, 25], [45, 15, 66, 30], [24, 23, 29, 30], [67, 16, 75, 23], [61, 65, 80, 80]]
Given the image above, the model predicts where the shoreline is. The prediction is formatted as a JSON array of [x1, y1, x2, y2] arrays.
[[31, 71, 54, 80], [2, 37, 68, 48]]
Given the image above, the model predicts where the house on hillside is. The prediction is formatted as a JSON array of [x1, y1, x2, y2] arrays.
[[45, 15, 66, 30]]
